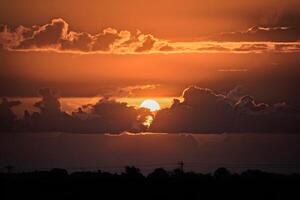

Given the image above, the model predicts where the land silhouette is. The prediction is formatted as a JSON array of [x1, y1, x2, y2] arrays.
[[2, 166, 300, 200]]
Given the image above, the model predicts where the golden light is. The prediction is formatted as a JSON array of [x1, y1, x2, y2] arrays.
[[142, 115, 153, 127], [140, 99, 161, 112]]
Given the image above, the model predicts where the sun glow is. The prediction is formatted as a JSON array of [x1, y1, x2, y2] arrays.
[[142, 115, 154, 127], [140, 99, 161, 112]]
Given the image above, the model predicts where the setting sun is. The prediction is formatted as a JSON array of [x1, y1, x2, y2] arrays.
[[140, 99, 161, 112]]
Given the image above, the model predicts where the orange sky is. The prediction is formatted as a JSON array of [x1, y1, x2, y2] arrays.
[[0, 0, 300, 104], [1, 0, 300, 39], [1, 0, 300, 174]]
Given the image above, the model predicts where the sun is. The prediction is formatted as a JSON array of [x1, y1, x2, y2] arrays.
[[140, 99, 161, 112]]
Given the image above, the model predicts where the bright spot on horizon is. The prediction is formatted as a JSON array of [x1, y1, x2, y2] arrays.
[[140, 99, 161, 112]]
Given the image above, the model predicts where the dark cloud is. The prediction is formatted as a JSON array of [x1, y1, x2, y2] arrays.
[[0, 24, 29, 49], [1, 18, 300, 53], [72, 98, 151, 132], [34, 88, 61, 116], [92, 28, 122, 51], [0, 98, 21, 131], [61, 32, 93, 51], [18, 18, 68, 49], [135, 35, 157, 52], [234, 96, 270, 115], [150, 86, 236, 133], [209, 26, 300, 42], [0, 87, 299, 134], [0, 18, 162, 53], [150, 86, 300, 133], [0, 88, 152, 133], [225, 86, 246, 105], [19, 88, 75, 132]]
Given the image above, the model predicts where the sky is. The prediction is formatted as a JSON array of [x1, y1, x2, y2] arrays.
[[0, 0, 299, 134], [1, 0, 300, 38], [0, 0, 300, 97], [1, 0, 300, 173]]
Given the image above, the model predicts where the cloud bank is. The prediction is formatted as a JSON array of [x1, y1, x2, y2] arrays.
[[1, 88, 152, 133], [208, 26, 300, 42], [0, 87, 299, 133], [149, 86, 300, 133], [1, 18, 300, 54]]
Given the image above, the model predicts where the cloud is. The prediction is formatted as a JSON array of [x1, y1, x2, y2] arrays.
[[61, 32, 93, 51], [1, 18, 300, 54], [135, 34, 157, 52], [150, 86, 236, 133], [92, 28, 123, 51], [233, 44, 269, 52], [0, 87, 299, 133], [0, 18, 164, 53], [0, 88, 152, 133], [224, 86, 247, 105], [0, 98, 21, 131], [149, 86, 300, 133], [158, 44, 175, 51], [234, 96, 271, 115], [117, 84, 160, 97], [73, 97, 151, 132], [75, 97, 154, 132], [34, 88, 61, 115], [197, 45, 230, 52], [20, 88, 76, 132], [82, 84, 161, 98], [274, 43, 300, 52], [208, 26, 300, 42], [18, 18, 68, 49], [0, 24, 29, 49]]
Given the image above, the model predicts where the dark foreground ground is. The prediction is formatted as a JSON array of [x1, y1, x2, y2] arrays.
[[2, 167, 300, 200]]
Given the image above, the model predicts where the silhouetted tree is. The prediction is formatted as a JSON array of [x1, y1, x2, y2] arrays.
[[123, 166, 144, 181], [2, 167, 300, 200], [148, 168, 169, 182], [214, 167, 232, 179]]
